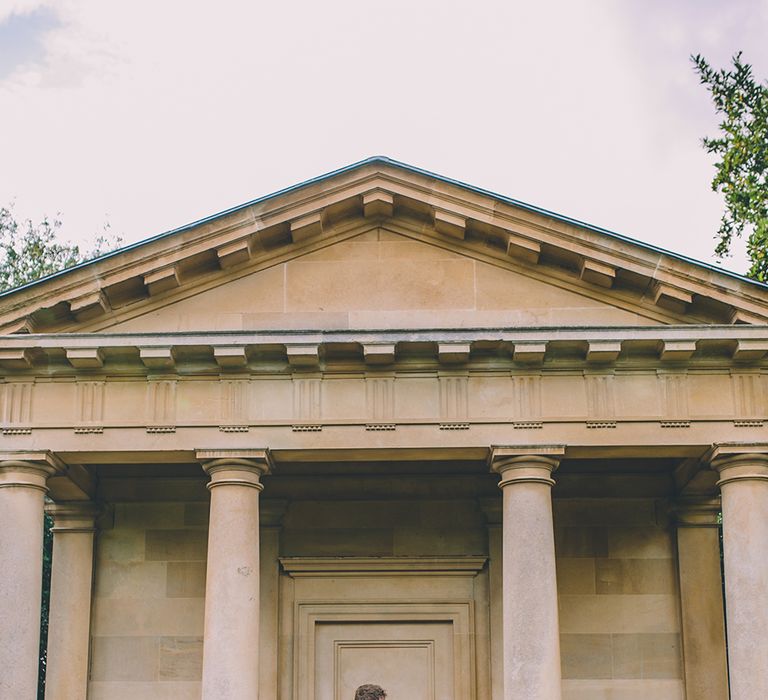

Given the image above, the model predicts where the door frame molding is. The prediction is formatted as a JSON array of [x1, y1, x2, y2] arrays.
[[280, 557, 488, 700], [296, 601, 475, 700]]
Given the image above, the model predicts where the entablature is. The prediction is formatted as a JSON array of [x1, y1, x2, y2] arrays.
[[1, 326, 767, 375]]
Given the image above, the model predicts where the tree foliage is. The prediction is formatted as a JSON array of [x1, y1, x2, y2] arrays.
[[692, 52, 768, 282], [0, 205, 121, 292], [38, 514, 53, 700]]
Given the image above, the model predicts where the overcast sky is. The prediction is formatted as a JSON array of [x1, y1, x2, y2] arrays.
[[1, 0, 767, 274]]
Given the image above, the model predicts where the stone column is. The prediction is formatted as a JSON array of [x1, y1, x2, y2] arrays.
[[198, 449, 271, 700], [490, 446, 564, 700], [480, 499, 504, 700], [711, 446, 768, 700], [44, 502, 99, 700], [0, 452, 63, 700], [259, 500, 287, 700], [673, 498, 728, 700]]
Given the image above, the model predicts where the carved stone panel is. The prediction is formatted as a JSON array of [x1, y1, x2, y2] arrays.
[[75, 381, 104, 434], [1, 381, 33, 435]]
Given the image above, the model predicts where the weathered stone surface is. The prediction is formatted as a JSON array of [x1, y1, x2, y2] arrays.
[[2, 160, 764, 699]]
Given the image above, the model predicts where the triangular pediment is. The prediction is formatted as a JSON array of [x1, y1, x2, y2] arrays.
[[1, 156, 768, 334], [105, 229, 664, 333]]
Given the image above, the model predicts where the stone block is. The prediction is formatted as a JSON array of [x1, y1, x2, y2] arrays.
[[379, 238, 461, 260], [88, 681, 202, 700], [94, 561, 167, 599], [562, 679, 685, 699], [97, 528, 146, 563], [320, 379, 366, 420], [284, 500, 421, 529], [561, 634, 613, 679], [242, 310, 350, 330], [112, 264, 285, 333], [249, 379, 293, 421], [145, 530, 208, 561], [612, 633, 682, 679], [554, 499, 657, 527], [467, 376, 516, 419], [611, 633, 642, 678], [688, 374, 733, 417], [115, 502, 185, 529], [394, 377, 440, 420], [281, 528, 394, 556], [595, 558, 676, 594], [392, 528, 488, 556], [166, 562, 207, 598], [559, 595, 680, 634], [90, 636, 158, 681], [158, 636, 203, 681], [286, 256, 475, 313], [418, 501, 484, 528], [183, 503, 209, 527], [293, 574, 472, 601], [555, 527, 609, 558], [557, 559, 597, 594], [607, 527, 674, 559], [542, 376, 588, 417], [615, 375, 661, 418], [92, 598, 205, 636], [297, 238, 379, 261]]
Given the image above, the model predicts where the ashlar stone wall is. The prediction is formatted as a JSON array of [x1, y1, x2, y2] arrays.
[[89, 502, 208, 700], [555, 498, 683, 700], [280, 498, 488, 557], [85, 495, 685, 700]]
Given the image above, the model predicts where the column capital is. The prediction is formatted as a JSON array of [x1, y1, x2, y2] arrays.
[[489, 445, 565, 489], [706, 443, 768, 488], [0, 451, 66, 493], [672, 497, 721, 527], [196, 448, 272, 491], [44, 502, 100, 533]]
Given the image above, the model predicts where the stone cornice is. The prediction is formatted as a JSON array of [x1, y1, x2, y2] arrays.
[[0, 326, 767, 375], [279, 556, 488, 577], [707, 442, 768, 458], [1, 161, 767, 333], [672, 496, 722, 527], [44, 501, 100, 532]]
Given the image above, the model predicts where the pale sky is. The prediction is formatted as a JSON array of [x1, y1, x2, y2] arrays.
[[1, 0, 767, 274]]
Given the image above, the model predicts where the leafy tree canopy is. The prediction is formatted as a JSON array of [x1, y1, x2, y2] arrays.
[[692, 52, 768, 282], [0, 205, 121, 293]]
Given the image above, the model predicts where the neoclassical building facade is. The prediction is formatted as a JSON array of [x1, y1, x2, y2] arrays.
[[1, 157, 767, 700]]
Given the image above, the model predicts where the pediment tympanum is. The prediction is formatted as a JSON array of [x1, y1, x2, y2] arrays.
[[1, 156, 768, 333], [106, 231, 662, 333]]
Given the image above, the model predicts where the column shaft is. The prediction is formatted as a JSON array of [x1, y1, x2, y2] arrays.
[[258, 500, 287, 700], [200, 454, 268, 700], [714, 452, 768, 700], [492, 450, 563, 700], [674, 499, 728, 700], [0, 459, 57, 700], [44, 503, 98, 700]]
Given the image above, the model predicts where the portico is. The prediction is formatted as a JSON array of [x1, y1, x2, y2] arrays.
[[3, 435, 763, 700], [1, 158, 767, 699]]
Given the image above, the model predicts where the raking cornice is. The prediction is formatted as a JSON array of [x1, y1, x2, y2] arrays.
[[1, 158, 768, 333]]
